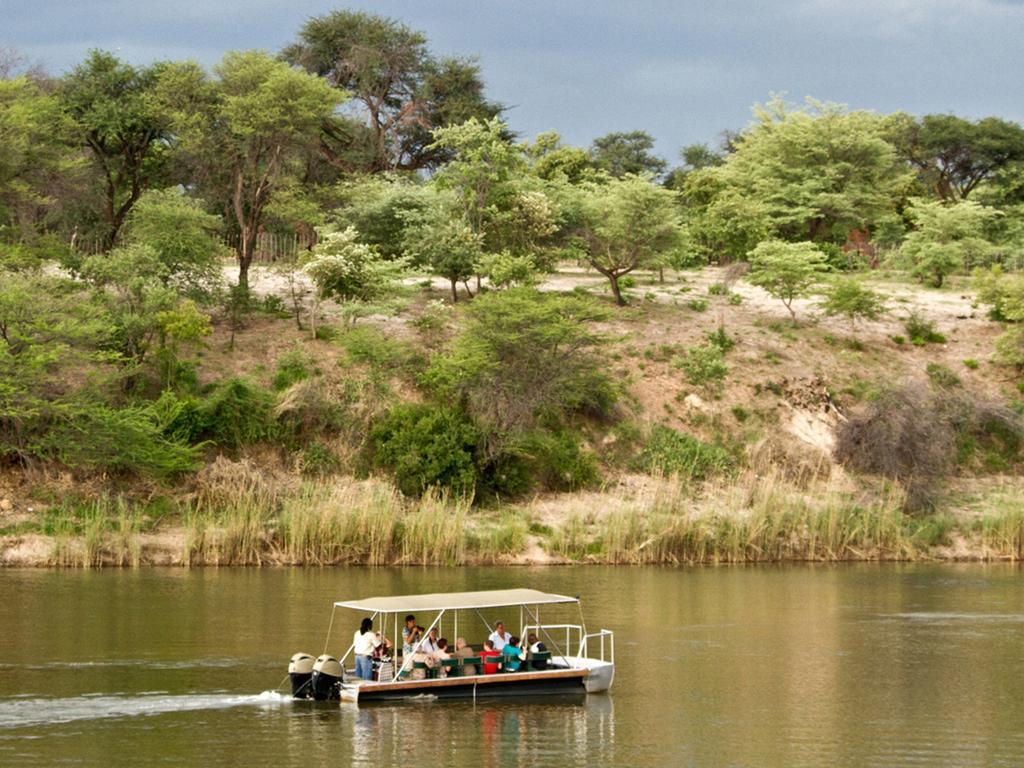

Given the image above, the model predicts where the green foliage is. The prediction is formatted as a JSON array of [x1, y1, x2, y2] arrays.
[[974, 265, 1024, 322], [706, 324, 737, 352], [747, 240, 829, 321], [370, 403, 479, 497], [575, 175, 682, 305], [963, 358, 980, 370], [272, 347, 313, 391], [182, 378, 277, 448], [676, 345, 729, 388], [481, 251, 537, 289], [589, 130, 667, 178], [299, 442, 341, 476], [639, 424, 734, 480], [522, 430, 600, 491], [303, 225, 407, 304], [283, 8, 502, 173], [900, 198, 1000, 287], [819, 278, 887, 334], [904, 310, 946, 345], [401, 194, 483, 301], [708, 97, 911, 243], [426, 288, 616, 460], [687, 298, 708, 312]]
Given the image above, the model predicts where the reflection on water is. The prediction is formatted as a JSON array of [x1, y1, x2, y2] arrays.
[[1, 565, 1023, 767]]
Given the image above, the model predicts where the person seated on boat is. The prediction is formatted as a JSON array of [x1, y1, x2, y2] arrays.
[[402, 615, 423, 657], [454, 637, 477, 675], [353, 618, 382, 680], [527, 633, 549, 670], [501, 636, 526, 672], [433, 638, 452, 676], [480, 640, 502, 674], [408, 648, 436, 680], [420, 626, 440, 655], [488, 621, 511, 651]]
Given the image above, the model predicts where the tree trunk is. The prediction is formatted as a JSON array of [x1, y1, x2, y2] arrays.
[[450, 279, 458, 303], [609, 274, 625, 306], [236, 228, 257, 293], [463, 279, 474, 298]]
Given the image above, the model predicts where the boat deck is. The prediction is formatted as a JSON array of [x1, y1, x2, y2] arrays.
[[341, 666, 591, 702]]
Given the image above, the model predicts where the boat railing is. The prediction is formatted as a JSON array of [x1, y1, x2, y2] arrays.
[[580, 629, 615, 664], [522, 623, 584, 662]]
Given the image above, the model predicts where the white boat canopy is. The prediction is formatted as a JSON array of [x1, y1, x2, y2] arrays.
[[334, 588, 578, 613]]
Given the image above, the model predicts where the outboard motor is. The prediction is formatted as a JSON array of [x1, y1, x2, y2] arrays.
[[288, 652, 315, 699], [311, 655, 343, 701]]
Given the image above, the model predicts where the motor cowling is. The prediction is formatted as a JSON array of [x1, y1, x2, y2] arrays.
[[311, 654, 343, 701], [288, 652, 314, 699]]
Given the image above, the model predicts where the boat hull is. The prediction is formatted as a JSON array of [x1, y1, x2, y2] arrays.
[[340, 667, 595, 703]]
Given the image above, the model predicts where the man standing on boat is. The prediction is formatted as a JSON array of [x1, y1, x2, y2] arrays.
[[489, 621, 511, 651]]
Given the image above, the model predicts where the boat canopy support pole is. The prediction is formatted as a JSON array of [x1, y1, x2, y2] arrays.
[[392, 609, 445, 682], [322, 606, 337, 655], [521, 603, 570, 669]]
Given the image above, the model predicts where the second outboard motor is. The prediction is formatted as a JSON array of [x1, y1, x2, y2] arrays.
[[311, 655, 343, 701], [288, 652, 314, 699]]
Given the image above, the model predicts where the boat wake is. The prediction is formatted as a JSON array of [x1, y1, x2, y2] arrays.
[[0, 690, 289, 730]]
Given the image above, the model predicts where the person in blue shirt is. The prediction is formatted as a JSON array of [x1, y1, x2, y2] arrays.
[[500, 636, 526, 672]]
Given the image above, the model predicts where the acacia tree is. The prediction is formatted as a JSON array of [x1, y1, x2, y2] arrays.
[[576, 175, 682, 305], [0, 75, 80, 240], [747, 240, 829, 323], [589, 131, 667, 178], [710, 97, 910, 243], [820, 278, 887, 337], [182, 51, 341, 290], [900, 198, 1000, 287], [60, 51, 180, 247], [283, 9, 501, 172], [890, 113, 1024, 201], [401, 194, 482, 302]]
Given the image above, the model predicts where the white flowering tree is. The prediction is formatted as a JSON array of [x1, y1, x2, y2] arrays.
[[302, 225, 407, 335]]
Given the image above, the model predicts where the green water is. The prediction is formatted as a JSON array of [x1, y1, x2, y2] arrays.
[[1, 565, 1023, 767]]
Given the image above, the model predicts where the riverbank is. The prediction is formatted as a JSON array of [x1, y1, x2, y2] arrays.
[[3, 464, 1021, 567]]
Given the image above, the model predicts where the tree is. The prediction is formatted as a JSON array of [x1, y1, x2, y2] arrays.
[[891, 113, 1024, 201], [181, 51, 342, 291], [60, 51, 179, 247], [0, 76, 81, 240], [122, 188, 226, 298], [589, 131, 667, 178], [820, 278, 887, 336], [282, 9, 502, 172], [301, 225, 407, 333], [522, 131, 594, 183], [747, 240, 829, 322], [901, 198, 1000, 287], [426, 288, 615, 459], [576, 176, 682, 305], [664, 142, 722, 189], [710, 97, 910, 243], [401, 196, 482, 301]]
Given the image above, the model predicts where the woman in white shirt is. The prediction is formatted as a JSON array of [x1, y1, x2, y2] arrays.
[[353, 618, 382, 680]]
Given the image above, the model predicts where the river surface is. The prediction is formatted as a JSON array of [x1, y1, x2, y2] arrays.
[[1, 565, 1023, 767]]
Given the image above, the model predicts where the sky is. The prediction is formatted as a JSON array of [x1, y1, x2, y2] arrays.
[[6, 0, 1024, 162]]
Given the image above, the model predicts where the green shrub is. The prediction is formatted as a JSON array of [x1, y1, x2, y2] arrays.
[[338, 325, 420, 372], [524, 430, 600, 491], [676, 345, 729, 387], [731, 406, 750, 422], [891, 335, 906, 345], [963, 358, 980, 370], [639, 424, 733, 480], [299, 442, 341, 476], [272, 348, 313, 391], [706, 325, 736, 352], [191, 378, 276, 448], [370, 404, 479, 497], [728, 293, 743, 305], [687, 298, 708, 312], [707, 282, 728, 295], [904, 311, 946, 345]]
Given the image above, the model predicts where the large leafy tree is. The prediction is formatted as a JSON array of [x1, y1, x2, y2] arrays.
[[179, 51, 342, 290], [282, 9, 502, 172], [575, 175, 682, 305], [60, 51, 179, 248], [890, 113, 1024, 201], [710, 97, 910, 243], [589, 130, 667, 179]]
